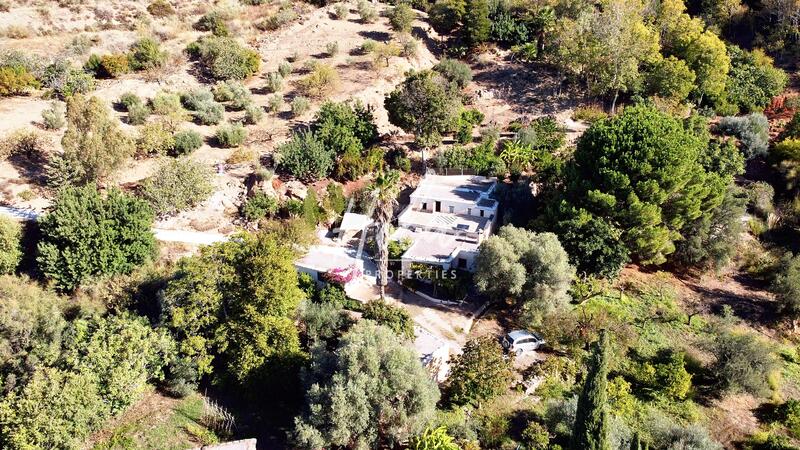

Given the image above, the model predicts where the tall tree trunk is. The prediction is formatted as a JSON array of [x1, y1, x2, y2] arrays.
[[611, 89, 619, 114], [376, 219, 389, 300]]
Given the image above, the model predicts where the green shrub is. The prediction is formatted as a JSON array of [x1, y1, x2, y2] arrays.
[[194, 10, 230, 36], [297, 63, 339, 98], [180, 88, 214, 110], [267, 94, 284, 113], [718, 113, 770, 159], [171, 130, 203, 156], [136, 121, 175, 156], [709, 330, 778, 397], [326, 41, 339, 57], [333, 3, 348, 19], [278, 61, 292, 78], [118, 92, 142, 111], [150, 91, 186, 119], [362, 300, 415, 339], [241, 191, 279, 221], [0, 65, 40, 96], [291, 96, 310, 117], [277, 130, 334, 181], [128, 37, 167, 71], [187, 36, 260, 80], [446, 337, 514, 406], [215, 122, 247, 148], [389, 3, 415, 33], [433, 58, 472, 89], [194, 100, 224, 125], [265, 72, 283, 93], [572, 105, 607, 123], [127, 102, 151, 125], [243, 104, 264, 124], [41, 60, 95, 98], [357, 0, 377, 22], [213, 80, 251, 110], [37, 186, 156, 291], [139, 158, 213, 216], [254, 7, 298, 31], [0, 216, 21, 274], [147, 0, 175, 17], [98, 53, 130, 78], [521, 422, 550, 450], [41, 102, 65, 130], [778, 399, 800, 438], [361, 39, 378, 54]]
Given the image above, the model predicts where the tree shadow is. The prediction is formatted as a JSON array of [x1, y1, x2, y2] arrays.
[[471, 60, 584, 116], [357, 30, 391, 42]]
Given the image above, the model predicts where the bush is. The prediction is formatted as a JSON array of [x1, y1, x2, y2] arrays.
[[0, 129, 48, 162], [194, 10, 230, 36], [41, 60, 95, 99], [243, 104, 264, 124], [268, 94, 284, 113], [265, 72, 283, 93], [136, 121, 175, 156], [361, 39, 378, 54], [772, 253, 800, 317], [434, 58, 472, 89], [445, 337, 514, 406], [97, 53, 130, 78], [213, 80, 251, 110], [291, 96, 310, 117], [778, 399, 800, 438], [0, 66, 40, 96], [278, 61, 292, 78], [37, 186, 156, 291], [147, 0, 175, 17], [277, 130, 334, 181], [41, 102, 65, 130], [128, 37, 167, 71], [362, 300, 415, 339], [180, 88, 214, 110], [389, 3, 415, 33], [139, 158, 213, 216], [333, 3, 348, 19], [255, 7, 298, 31], [0, 216, 21, 274], [61, 94, 134, 183], [748, 181, 775, 219], [298, 63, 339, 98], [709, 330, 778, 397], [150, 91, 186, 118], [572, 105, 607, 123], [118, 92, 142, 111], [194, 100, 225, 125], [241, 191, 279, 221], [326, 41, 339, 57], [357, 0, 377, 22], [127, 102, 151, 125], [215, 122, 247, 148], [170, 130, 203, 156], [717, 113, 770, 159], [187, 36, 260, 80]]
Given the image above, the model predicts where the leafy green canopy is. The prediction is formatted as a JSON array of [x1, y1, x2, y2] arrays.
[[292, 321, 439, 449], [160, 230, 306, 388], [565, 105, 728, 265], [37, 186, 156, 292]]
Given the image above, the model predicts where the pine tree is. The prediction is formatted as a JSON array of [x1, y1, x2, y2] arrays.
[[572, 330, 611, 450], [462, 0, 490, 47]]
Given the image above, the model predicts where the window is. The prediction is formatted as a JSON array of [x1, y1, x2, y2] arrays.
[[479, 209, 485, 217], [458, 258, 467, 268], [422, 202, 427, 211], [467, 208, 472, 215], [448, 205, 454, 213]]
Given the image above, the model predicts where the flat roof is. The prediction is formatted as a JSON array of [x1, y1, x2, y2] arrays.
[[399, 208, 491, 234], [392, 229, 479, 265], [410, 175, 496, 205], [295, 245, 363, 273]]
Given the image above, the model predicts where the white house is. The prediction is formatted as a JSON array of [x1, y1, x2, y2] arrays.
[[393, 175, 498, 275]]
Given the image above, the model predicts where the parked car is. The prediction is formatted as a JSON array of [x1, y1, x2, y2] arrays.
[[501, 330, 545, 355]]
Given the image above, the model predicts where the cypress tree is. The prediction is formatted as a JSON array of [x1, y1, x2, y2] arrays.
[[572, 330, 611, 450]]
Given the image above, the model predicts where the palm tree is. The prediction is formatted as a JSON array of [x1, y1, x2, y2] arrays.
[[367, 170, 401, 299]]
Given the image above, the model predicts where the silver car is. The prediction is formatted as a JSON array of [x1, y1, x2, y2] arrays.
[[502, 330, 546, 355]]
